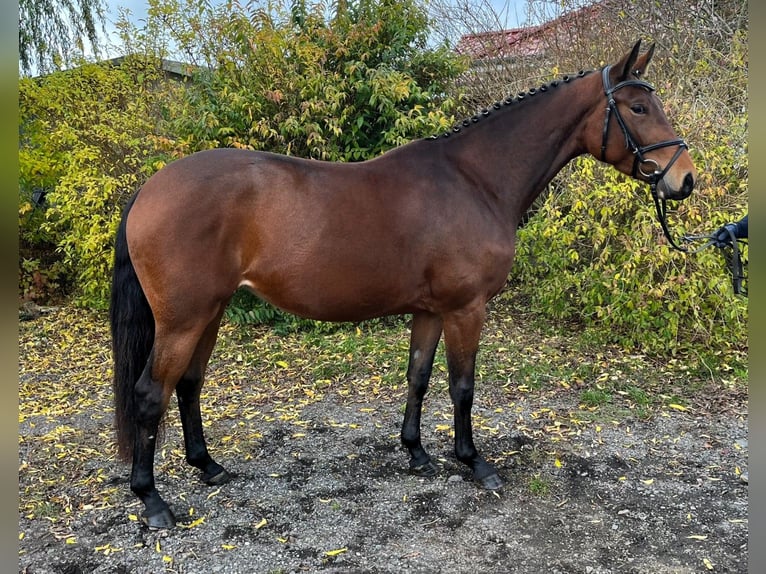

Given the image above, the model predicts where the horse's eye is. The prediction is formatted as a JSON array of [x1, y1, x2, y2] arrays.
[[630, 104, 647, 114]]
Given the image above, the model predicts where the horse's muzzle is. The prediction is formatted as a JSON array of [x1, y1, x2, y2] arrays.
[[656, 171, 695, 201]]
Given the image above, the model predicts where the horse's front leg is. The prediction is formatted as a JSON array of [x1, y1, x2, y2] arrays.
[[401, 311, 443, 476], [443, 304, 504, 490]]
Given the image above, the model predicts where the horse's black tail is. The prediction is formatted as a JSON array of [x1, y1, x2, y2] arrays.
[[110, 193, 155, 463]]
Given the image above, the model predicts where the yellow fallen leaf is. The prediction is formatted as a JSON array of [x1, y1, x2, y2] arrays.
[[179, 517, 206, 529], [641, 478, 654, 485], [276, 360, 289, 369], [703, 557, 714, 570], [554, 458, 562, 468], [435, 424, 451, 432], [222, 544, 237, 550], [255, 518, 267, 529], [688, 534, 708, 540], [128, 514, 138, 521], [324, 547, 348, 557], [162, 555, 173, 563], [667, 403, 687, 411], [65, 537, 76, 544], [155, 540, 161, 553], [207, 488, 221, 500]]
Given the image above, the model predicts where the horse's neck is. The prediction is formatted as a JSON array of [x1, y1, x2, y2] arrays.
[[441, 73, 598, 222]]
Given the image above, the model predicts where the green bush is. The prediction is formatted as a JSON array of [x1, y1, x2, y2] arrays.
[[19, 56, 186, 306], [156, 0, 463, 159], [511, 152, 747, 354]]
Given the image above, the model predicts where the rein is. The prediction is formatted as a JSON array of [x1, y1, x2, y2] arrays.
[[599, 65, 690, 252], [681, 231, 748, 295]]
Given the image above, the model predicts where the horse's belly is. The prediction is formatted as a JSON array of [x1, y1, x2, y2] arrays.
[[239, 263, 422, 322]]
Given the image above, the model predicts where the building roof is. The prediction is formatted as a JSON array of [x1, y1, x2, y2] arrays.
[[455, 2, 604, 60], [105, 56, 195, 81]]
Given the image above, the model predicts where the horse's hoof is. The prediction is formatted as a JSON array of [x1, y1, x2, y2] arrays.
[[141, 508, 176, 530], [203, 468, 231, 486], [478, 473, 504, 490], [410, 460, 439, 477]]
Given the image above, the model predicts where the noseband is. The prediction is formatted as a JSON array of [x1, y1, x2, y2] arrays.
[[600, 65, 690, 251]]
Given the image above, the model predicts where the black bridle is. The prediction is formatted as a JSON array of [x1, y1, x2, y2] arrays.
[[600, 65, 690, 252]]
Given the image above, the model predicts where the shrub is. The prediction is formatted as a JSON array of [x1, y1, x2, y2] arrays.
[[19, 0, 464, 312], [18, 56, 187, 306], [154, 0, 464, 159], [511, 153, 747, 354]]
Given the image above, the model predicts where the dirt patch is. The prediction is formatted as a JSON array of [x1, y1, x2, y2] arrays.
[[19, 309, 748, 573]]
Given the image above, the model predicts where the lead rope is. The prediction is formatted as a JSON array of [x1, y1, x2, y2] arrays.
[[650, 186, 693, 253], [651, 185, 747, 295]]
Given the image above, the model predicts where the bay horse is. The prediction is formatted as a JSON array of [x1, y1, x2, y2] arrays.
[[111, 40, 696, 528]]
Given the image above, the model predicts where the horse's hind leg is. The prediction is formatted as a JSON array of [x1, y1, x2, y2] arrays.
[[131, 323, 211, 529], [130, 360, 175, 529], [176, 309, 231, 486], [401, 311, 443, 476]]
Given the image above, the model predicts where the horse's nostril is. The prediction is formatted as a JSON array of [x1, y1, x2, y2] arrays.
[[684, 172, 695, 192]]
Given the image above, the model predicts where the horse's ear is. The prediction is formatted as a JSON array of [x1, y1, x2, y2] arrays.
[[612, 40, 652, 83], [631, 42, 655, 78]]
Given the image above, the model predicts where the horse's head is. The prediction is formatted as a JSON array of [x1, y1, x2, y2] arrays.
[[588, 40, 696, 201]]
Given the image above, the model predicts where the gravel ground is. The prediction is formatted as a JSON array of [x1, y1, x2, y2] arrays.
[[19, 309, 748, 574]]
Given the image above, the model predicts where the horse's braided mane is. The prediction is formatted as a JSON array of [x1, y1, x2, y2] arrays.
[[427, 68, 596, 140]]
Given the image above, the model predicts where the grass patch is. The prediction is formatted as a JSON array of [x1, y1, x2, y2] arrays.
[[580, 388, 612, 408], [527, 474, 551, 497]]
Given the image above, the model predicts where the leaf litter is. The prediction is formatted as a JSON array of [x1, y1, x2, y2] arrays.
[[19, 305, 747, 573]]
